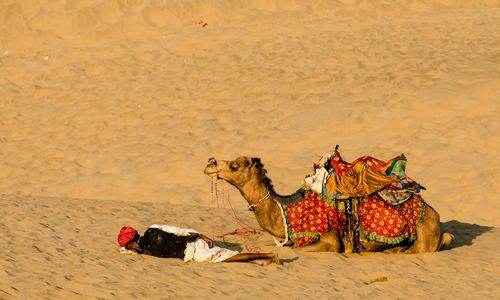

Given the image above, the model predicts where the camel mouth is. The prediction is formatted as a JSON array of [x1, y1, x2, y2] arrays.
[[203, 166, 219, 178], [204, 157, 220, 178], [205, 171, 219, 178]]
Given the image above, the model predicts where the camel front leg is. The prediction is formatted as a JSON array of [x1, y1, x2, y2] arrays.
[[301, 231, 341, 252]]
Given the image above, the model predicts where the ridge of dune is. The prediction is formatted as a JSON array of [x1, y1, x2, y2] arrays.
[[1, 0, 498, 48]]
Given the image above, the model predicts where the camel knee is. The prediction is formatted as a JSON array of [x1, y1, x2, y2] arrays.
[[320, 231, 341, 252], [408, 205, 442, 253]]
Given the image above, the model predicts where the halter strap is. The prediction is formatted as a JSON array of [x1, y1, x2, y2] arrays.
[[248, 190, 270, 211]]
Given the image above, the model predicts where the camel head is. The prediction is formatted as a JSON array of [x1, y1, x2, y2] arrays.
[[204, 156, 271, 189]]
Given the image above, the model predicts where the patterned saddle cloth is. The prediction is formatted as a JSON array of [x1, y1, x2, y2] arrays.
[[284, 190, 426, 247], [285, 147, 427, 247]]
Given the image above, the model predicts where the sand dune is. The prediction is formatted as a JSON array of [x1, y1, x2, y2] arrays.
[[0, 194, 498, 298], [0, 0, 499, 298]]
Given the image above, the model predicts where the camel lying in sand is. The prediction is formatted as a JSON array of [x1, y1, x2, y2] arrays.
[[204, 155, 454, 253]]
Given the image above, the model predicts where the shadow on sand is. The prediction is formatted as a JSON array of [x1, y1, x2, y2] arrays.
[[441, 220, 493, 250]]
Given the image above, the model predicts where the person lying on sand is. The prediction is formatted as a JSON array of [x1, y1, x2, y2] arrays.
[[117, 224, 280, 266]]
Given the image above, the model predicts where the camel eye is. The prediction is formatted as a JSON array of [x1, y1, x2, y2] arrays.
[[230, 162, 239, 171]]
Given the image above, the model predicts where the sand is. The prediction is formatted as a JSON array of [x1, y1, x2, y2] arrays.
[[0, 0, 499, 298]]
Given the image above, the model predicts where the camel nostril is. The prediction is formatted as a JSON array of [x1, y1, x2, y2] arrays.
[[208, 157, 217, 166]]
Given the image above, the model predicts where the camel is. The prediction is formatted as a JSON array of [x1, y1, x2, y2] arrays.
[[204, 156, 455, 253]]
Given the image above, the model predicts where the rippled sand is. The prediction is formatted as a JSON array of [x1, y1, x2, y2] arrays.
[[0, 0, 499, 298]]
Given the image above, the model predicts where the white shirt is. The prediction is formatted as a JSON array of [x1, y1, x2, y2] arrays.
[[148, 224, 199, 236]]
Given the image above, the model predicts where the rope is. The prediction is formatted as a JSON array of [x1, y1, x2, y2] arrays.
[[270, 199, 289, 247], [210, 178, 257, 242]]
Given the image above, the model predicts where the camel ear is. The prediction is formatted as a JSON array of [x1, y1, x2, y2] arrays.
[[250, 157, 262, 168]]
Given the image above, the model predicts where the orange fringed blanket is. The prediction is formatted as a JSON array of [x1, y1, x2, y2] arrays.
[[324, 152, 405, 200]]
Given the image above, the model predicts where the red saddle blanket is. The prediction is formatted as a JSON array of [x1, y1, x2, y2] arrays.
[[284, 190, 426, 247], [358, 193, 425, 244]]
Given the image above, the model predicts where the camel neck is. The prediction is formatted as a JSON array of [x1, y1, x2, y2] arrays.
[[238, 183, 286, 238], [241, 183, 271, 207]]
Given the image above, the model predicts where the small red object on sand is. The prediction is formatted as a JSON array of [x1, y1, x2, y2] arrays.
[[197, 20, 207, 28]]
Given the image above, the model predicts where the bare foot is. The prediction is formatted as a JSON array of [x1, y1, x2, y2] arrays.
[[250, 253, 281, 266], [250, 258, 273, 266]]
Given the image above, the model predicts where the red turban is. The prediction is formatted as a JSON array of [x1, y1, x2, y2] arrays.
[[117, 226, 138, 247]]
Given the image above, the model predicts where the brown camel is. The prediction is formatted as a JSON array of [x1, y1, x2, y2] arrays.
[[204, 156, 455, 253]]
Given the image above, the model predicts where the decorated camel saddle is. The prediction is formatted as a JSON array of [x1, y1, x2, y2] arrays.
[[283, 146, 427, 248]]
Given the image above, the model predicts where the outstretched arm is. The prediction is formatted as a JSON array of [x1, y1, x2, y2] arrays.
[[189, 233, 214, 247]]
